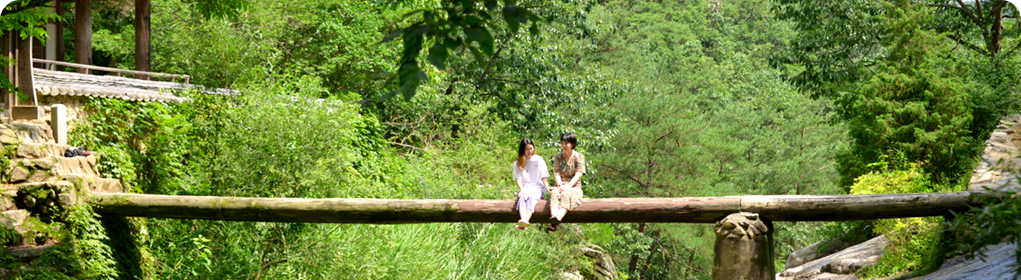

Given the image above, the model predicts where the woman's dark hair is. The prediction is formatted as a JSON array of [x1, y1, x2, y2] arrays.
[[517, 138, 534, 169], [561, 133, 578, 149]]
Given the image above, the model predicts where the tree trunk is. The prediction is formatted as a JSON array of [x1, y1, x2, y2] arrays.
[[628, 223, 647, 272], [87, 191, 985, 224], [74, 0, 92, 73], [134, 0, 151, 79]]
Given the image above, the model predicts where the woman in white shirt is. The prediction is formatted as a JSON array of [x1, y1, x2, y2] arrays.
[[512, 138, 550, 230]]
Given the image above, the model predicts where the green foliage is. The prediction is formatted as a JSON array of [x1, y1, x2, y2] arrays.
[[848, 159, 952, 277], [0, 2, 64, 95], [378, 0, 548, 101], [69, 97, 195, 194], [6, 205, 118, 279], [101, 216, 156, 280], [94, 145, 137, 190], [837, 1, 978, 187]]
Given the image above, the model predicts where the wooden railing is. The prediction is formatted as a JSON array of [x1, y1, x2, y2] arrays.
[[32, 58, 191, 84]]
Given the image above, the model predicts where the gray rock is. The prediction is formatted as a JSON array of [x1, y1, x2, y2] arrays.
[[582, 246, 617, 280], [9, 166, 29, 183], [778, 235, 887, 280], [31, 157, 56, 170], [15, 143, 42, 158], [6, 245, 54, 261], [0, 196, 15, 211], [0, 127, 17, 145], [820, 257, 878, 274], [908, 240, 1018, 280], [23, 195, 36, 208], [57, 193, 76, 208], [0, 210, 29, 227], [787, 233, 860, 269], [559, 270, 584, 280]]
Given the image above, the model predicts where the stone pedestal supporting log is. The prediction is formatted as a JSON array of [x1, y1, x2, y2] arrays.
[[712, 213, 774, 280]]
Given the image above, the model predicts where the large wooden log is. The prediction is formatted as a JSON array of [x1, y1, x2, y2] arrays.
[[87, 191, 985, 224]]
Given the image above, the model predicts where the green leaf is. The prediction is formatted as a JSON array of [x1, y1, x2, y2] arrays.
[[484, 0, 498, 10], [427, 44, 449, 70], [381, 26, 410, 44], [465, 27, 494, 55], [443, 37, 460, 49], [528, 23, 539, 36], [406, 24, 431, 40], [503, 5, 528, 24], [468, 45, 487, 65]]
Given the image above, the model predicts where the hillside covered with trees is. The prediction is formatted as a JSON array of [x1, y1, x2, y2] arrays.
[[1, 0, 1019, 279]]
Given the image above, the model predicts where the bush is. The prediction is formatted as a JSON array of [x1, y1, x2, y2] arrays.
[[848, 161, 953, 277]]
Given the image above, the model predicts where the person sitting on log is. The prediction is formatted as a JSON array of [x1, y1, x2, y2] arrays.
[[512, 138, 550, 230], [548, 133, 585, 232]]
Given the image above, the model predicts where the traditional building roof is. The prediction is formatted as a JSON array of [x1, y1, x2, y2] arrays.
[[32, 68, 194, 102]]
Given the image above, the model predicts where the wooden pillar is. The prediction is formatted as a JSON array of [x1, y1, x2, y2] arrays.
[[55, 0, 65, 71], [712, 213, 775, 280], [134, 0, 151, 80], [1, 31, 12, 116], [74, 0, 92, 74], [16, 35, 34, 105]]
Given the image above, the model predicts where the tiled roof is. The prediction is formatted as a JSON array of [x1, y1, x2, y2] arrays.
[[32, 68, 197, 102]]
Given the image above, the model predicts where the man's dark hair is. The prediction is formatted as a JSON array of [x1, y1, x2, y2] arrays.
[[561, 133, 577, 149]]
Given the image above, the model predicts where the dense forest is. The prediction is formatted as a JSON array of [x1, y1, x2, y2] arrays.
[[1, 0, 1020, 279]]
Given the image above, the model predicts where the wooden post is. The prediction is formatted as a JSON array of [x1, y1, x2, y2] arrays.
[[1, 30, 12, 116], [134, 0, 150, 80], [16, 35, 34, 105], [55, 0, 65, 71], [74, 0, 92, 73]]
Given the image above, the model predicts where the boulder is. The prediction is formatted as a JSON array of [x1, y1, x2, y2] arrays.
[[6, 245, 55, 262], [910, 240, 1017, 280], [9, 166, 29, 183], [30, 157, 57, 170], [9, 121, 52, 144], [57, 193, 76, 208], [778, 235, 887, 280], [0, 127, 16, 145], [15, 143, 42, 158], [786, 232, 867, 269], [0, 210, 29, 227], [581, 246, 617, 280]]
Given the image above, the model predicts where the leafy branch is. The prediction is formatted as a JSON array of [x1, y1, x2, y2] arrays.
[[378, 0, 543, 101]]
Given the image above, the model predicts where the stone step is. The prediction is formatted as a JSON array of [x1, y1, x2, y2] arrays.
[[10, 177, 122, 195], [12, 142, 74, 159], [6, 244, 56, 262], [60, 174, 124, 193], [6, 155, 100, 184], [5, 120, 53, 145]]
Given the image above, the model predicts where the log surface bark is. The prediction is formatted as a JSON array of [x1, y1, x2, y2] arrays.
[[88, 191, 984, 224]]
